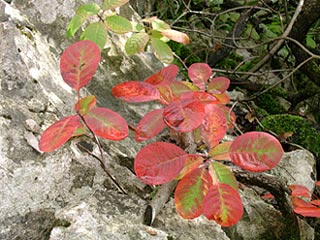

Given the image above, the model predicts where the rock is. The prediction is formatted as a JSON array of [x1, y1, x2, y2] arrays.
[[271, 150, 316, 193], [225, 187, 314, 240]]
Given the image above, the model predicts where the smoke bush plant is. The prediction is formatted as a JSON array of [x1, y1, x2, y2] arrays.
[[39, 38, 285, 226], [112, 62, 285, 226], [39, 0, 320, 228]]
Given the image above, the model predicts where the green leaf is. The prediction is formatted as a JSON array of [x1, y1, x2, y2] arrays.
[[306, 35, 316, 48], [102, 0, 129, 10], [125, 33, 149, 55], [81, 22, 107, 50], [175, 167, 212, 219], [209, 162, 238, 191], [67, 14, 87, 38], [151, 19, 170, 31], [229, 12, 240, 22], [151, 38, 173, 64], [74, 95, 97, 116], [77, 3, 100, 15], [105, 15, 132, 34], [132, 22, 145, 32]]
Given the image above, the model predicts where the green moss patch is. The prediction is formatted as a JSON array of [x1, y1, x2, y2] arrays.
[[258, 114, 320, 156]]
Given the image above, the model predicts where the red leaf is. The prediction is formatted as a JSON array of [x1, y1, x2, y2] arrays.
[[74, 95, 97, 115], [157, 81, 191, 105], [39, 115, 83, 152], [230, 132, 284, 172], [203, 183, 243, 226], [160, 29, 190, 44], [316, 181, 320, 186], [112, 81, 160, 102], [84, 107, 128, 140], [180, 91, 219, 105], [216, 105, 236, 129], [188, 63, 212, 91], [208, 142, 233, 160], [135, 109, 166, 141], [294, 206, 320, 217], [175, 167, 212, 219], [175, 154, 204, 180], [134, 142, 187, 185], [311, 200, 320, 206], [289, 184, 311, 198], [60, 40, 101, 91], [144, 64, 178, 86], [163, 98, 205, 132], [291, 197, 314, 208], [200, 104, 228, 148], [207, 77, 230, 94]]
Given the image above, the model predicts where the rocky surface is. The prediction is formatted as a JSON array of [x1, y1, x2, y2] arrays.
[[0, 0, 317, 239]]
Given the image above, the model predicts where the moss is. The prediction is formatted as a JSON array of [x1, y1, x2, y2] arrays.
[[258, 114, 320, 156], [255, 106, 269, 117], [256, 94, 286, 114]]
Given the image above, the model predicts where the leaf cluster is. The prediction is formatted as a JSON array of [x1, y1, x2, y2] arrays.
[[39, 40, 128, 152], [112, 62, 284, 226], [66, 0, 190, 63]]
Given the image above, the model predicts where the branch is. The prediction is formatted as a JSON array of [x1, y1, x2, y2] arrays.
[[232, 168, 301, 239], [208, 5, 261, 67], [248, 0, 305, 73], [77, 113, 127, 195]]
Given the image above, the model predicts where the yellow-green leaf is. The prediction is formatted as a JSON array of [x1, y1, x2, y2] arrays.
[[81, 22, 107, 51], [67, 14, 87, 38], [105, 15, 132, 34], [209, 162, 238, 191], [151, 19, 170, 31], [76, 3, 100, 15], [103, 0, 129, 10], [151, 38, 173, 64], [125, 33, 149, 55]]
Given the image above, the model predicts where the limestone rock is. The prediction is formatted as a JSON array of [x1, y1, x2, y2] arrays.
[[271, 150, 316, 193]]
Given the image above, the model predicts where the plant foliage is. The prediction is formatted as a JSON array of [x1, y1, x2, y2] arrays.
[[66, 1, 190, 63], [40, 0, 320, 229], [39, 40, 128, 153], [112, 62, 285, 226]]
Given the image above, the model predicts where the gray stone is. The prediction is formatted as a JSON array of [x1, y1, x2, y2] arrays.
[[271, 149, 317, 193], [225, 187, 314, 240]]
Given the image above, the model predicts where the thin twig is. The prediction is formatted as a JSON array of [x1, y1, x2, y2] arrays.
[[77, 113, 127, 195], [247, 56, 314, 100], [248, 0, 305, 74]]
